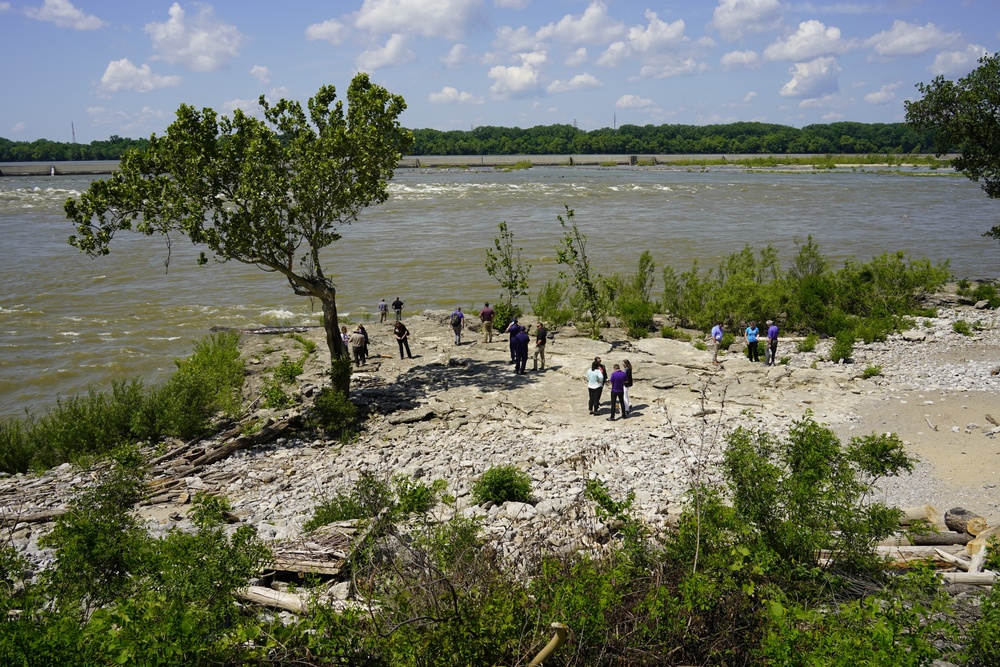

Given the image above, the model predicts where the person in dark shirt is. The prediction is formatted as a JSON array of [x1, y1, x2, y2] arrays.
[[533, 322, 548, 371], [393, 320, 413, 359], [514, 325, 531, 374], [391, 297, 404, 322]]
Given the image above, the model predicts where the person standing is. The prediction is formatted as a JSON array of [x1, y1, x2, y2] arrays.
[[505, 318, 523, 364], [622, 359, 633, 415], [587, 360, 605, 415], [358, 323, 370, 363], [745, 321, 760, 363], [394, 320, 413, 359], [595, 357, 608, 387], [608, 364, 628, 421], [378, 298, 388, 323], [479, 302, 495, 343], [532, 321, 547, 371], [340, 325, 350, 349], [514, 324, 531, 374], [349, 326, 367, 367], [766, 319, 779, 366], [450, 307, 465, 345], [391, 297, 404, 322], [710, 321, 724, 364]]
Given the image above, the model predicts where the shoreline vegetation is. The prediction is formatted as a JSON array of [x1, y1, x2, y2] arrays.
[[2, 239, 1000, 664]]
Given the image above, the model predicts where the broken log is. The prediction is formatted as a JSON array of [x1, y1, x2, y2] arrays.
[[898, 505, 943, 528], [0, 508, 69, 527], [933, 548, 972, 571], [944, 507, 988, 536], [939, 572, 997, 586], [239, 586, 308, 613], [909, 531, 973, 546]]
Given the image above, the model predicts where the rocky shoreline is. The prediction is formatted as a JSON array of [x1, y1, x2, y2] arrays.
[[3, 291, 999, 575]]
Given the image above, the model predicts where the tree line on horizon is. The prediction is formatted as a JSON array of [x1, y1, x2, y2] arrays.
[[0, 120, 935, 162]]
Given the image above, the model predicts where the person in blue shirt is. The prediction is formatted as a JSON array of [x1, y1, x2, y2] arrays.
[[745, 320, 760, 363]]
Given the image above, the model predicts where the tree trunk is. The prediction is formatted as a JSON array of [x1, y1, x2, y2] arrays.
[[944, 507, 989, 536], [320, 294, 352, 396]]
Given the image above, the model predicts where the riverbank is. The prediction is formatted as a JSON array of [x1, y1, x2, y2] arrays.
[[4, 290, 999, 573]]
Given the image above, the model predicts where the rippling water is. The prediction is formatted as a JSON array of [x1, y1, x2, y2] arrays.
[[2, 165, 998, 418]]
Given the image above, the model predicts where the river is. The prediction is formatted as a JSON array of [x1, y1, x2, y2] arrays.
[[1, 164, 998, 419]]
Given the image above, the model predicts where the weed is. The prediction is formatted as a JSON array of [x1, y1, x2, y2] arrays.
[[779, 356, 791, 365], [287, 332, 317, 354], [953, 320, 972, 336], [307, 387, 358, 441], [660, 325, 692, 341], [862, 364, 883, 378], [472, 465, 532, 505], [797, 333, 819, 352], [829, 329, 856, 363]]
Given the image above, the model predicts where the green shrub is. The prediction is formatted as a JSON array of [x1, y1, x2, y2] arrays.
[[968, 583, 1000, 666], [972, 283, 1000, 308], [856, 315, 894, 343], [272, 352, 305, 385], [287, 332, 318, 354], [694, 340, 707, 351], [530, 279, 573, 327], [492, 301, 523, 335], [307, 387, 358, 441], [720, 331, 736, 351], [261, 380, 294, 409], [862, 364, 883, 379], [0, 417, 34, 474], [829, 329, 855, 363], [304, 472, 446, 531], [472, 465, 531, 505], [953, 320, 972, 336], [957, 278, 971, 292], [797, 333, 819, 352], [660, 325, 692, 341], [779, 356, 791, 365]]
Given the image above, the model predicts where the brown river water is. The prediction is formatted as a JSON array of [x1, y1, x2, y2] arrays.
[[2, 164, 998, 418]]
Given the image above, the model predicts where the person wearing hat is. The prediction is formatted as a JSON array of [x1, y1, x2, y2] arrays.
[[765, 319, 779, 366]]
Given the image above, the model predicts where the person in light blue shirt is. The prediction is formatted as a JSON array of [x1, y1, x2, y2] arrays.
[[745, 321, 760, 363]]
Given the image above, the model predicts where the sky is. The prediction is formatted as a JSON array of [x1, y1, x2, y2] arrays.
[[1, 0, 997, 144]]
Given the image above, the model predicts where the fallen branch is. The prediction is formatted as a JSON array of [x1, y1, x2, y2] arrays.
[[239, 586, 309, 614]]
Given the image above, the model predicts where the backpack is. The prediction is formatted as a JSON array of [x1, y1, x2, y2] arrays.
[[450, 312, 461, 326]]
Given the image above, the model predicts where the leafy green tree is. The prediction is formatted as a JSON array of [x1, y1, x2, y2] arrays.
[[484, 220, 531, 330], [555, 206, 606, 338], [65, 75, 412, 390], [906, 53, 1000, 240]]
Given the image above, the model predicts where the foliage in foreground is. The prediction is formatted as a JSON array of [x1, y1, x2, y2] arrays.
[[0, 331, 244, 473]]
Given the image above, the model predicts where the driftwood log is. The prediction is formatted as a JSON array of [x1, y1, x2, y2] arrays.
[[898, 505, 943, 529], [239, 586, 309, 613], [945, 507, 989, 536], [909, 531, 974, 546], [939, 572, 997, 586]]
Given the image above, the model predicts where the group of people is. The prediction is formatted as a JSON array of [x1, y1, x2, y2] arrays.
[[711, 319, 779, 366], [587, 357, 633, 420], [341, 323, 370, 367], [501, 313, 547, 375]]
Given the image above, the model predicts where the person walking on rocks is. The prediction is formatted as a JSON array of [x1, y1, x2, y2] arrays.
[[711, 321, 724, 364], [394, 320, 413, 359], [378, 298, 388, 323], [479, 302, 495, 343], [450, 307, 465, 345], [533, 322, 547, 371], [608, 363, 628, 421], [349, 326, 367, 367], [587, 359, 605, 415], [745, 320, 760, 363], [514, 324, 531, 374], [358, 323, 370, 363], [622, 359, 633, 414], [765, 319, 779, 366], [505, 318, 523, 364], [391, 297, 404, 322]]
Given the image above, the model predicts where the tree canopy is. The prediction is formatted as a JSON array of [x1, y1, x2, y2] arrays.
[[65, 74, 412, 384], [905, 52, 1000, 241]]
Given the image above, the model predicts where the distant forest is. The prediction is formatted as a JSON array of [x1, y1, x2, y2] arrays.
[[0, 121, 936, 162]]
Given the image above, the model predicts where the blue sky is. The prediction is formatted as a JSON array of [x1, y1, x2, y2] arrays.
[[1, 0, 997, 143]]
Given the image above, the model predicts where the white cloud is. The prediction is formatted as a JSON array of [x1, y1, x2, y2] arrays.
[[621, 10, 686, 53], [638, 58, 702, 79], [357, 34, 416, 70], [494, 25, 539, 52], [145, 3, 244, 72], [494, 0, 529, 8], [429, 86, 485, 104], [799, 93, 846, 109], [566, 47, 588, 66], [866, 20, 959, 58], [305, 19, 349, 45], [764, 20, 851, 61], [355, 0, 486, 41], [547, 72, 601, 94], [0, 3, 11, 12], [488, 50, 546, 98], [864, 81, 901, 105], [779, 56, 841, 98], [930, 43, 988, 76], [710, 0, 782, 42], [721, 49, 760, 70], [99, 58, 182, 93], [10, 121, 26, 133], [250, 65, 270, 84], [743, 91, 758, 103], [822, 111, 845, 121], [596, 42, 629, 67], [442, 44, 469, 67], [223, 98, 261, 115], [535, 1, 625, 45], [616, 94, 653, 109], [25, 0, 104, 30]]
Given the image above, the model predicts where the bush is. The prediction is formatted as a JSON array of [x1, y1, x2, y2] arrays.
[[720, 331, 736, 351], [968, 571, 1000, 665], [797, 333, 819, 352], [972, 282, 1000, 308], [953, 320, 973, 336], [530, 279, 573, 327], [472, 465, 531, 505], [862, 364, 883, 379], [304, 472, 446, 531], [492, 301, 523, 335], [660, 325, 692, 341], [307, 387, 358, 441], [856, 315, 894, 343], [829, 329, 855, 363]]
